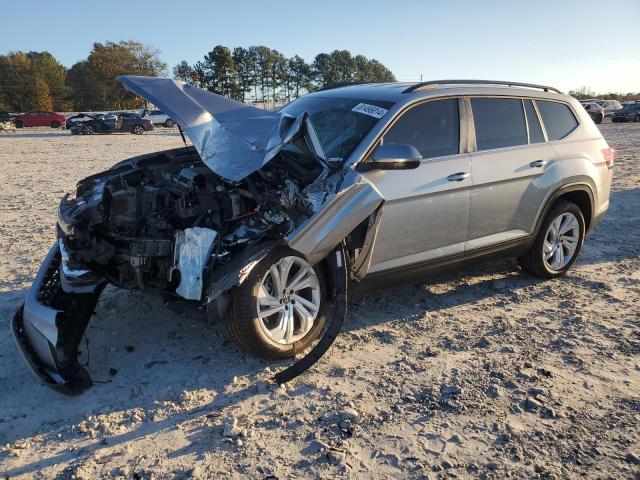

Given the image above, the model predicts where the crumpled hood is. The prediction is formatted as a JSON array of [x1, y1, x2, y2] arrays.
[[118, 76, 323, 182]]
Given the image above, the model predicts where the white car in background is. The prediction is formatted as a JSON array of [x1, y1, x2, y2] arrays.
[[580, 102, 604, 124], [139, 108, 176, 127], [582, 99, 622, 117]]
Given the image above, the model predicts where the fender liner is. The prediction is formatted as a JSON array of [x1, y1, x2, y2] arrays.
[[274, 243, 348, 384]]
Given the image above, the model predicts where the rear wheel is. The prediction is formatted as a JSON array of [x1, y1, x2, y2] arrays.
[[15, 120, 23, 128], [634, 115, 640, 123], [226, 249, 326, 359], [50, 120, 60, 128], [594, 114, 603, 124], [164, 119, 175, 128], [132, 124, 145, 135], [518, 200, 585, 278]]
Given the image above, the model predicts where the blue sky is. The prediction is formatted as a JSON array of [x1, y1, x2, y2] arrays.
[[4, 0, 639, 93]]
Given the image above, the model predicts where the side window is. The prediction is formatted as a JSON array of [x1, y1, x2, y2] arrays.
[[536, 100, 578, 140], [382, 98, 459, 159], [524, 100, 545, 143], [471, 98, 528, 151]]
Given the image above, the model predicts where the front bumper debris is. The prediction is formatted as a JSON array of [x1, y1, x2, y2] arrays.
[[11, 243, 105, 395]]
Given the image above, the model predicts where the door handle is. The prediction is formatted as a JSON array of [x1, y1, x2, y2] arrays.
[[447, 172, 470, 182], [530, 160, 548, 168]]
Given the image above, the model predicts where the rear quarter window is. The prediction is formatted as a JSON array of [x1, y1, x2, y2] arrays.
[[536, 100, 578, 140]]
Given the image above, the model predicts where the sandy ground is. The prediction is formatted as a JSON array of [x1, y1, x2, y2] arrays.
[[0, 123, 638, 480]]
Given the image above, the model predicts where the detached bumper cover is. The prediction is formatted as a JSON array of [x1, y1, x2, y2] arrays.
[[11, 243, 105, 395]]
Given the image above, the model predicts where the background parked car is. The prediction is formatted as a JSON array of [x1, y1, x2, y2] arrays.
[[70, 112, 153, 135], [139, 108, 176, 127], [581, 99, 622, 117], [64, 113, 103, 129], [12, 111, 66, 128], [0, 110, 14, 122], [612, 103, 640, 122], [581, 102, 604, 124]]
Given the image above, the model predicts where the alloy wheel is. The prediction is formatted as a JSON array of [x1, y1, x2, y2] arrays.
[[543, 212, 580, 271], [256, 256, 321, 345]]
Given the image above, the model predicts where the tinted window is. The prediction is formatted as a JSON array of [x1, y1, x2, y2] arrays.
[[536, 100, 578, 140], [471, 98, 527, 150], [383, 99, 459, 159], [524, 99, 545, 143]]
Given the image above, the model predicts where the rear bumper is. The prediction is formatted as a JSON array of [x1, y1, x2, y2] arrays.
[[10, 243, 105, 395]]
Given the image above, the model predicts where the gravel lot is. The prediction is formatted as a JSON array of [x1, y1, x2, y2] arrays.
[[0, 122, 638, 479]]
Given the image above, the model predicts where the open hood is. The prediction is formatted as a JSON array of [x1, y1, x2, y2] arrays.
[[118, 76, 325, 182]]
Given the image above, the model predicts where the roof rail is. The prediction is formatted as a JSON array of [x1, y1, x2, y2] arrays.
[[317, 81, 372, 91], [403, 80, 562, 94]]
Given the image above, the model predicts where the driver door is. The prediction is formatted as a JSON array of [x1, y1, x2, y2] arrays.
[[360, 98, 472, 274]]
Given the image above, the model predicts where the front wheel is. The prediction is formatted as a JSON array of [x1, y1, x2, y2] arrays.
[[132, 124, 145, 135], [164, 119, 175, 128], [51, 121, 60, 128], [83, 124, 95, 135], [226, 249, 326, 359], [594, 114, 603, 124], [15, 120, 23, 128], [518, 200, 585, 278], [634, 115, 640, 123]]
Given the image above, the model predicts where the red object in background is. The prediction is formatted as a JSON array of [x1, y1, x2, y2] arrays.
[[12, 111, 67, 128]]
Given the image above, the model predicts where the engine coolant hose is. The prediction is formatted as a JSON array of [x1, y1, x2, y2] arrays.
[[274, 243, 348, 384]]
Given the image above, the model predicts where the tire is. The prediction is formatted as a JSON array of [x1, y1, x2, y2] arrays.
[[15, 120, 23, 128], [132, 124, 145, 135], [594, 114, 603, 124], [226, 248, 327, 359], [83, 124, 95, 135], [164, 119, 175, 128], [518, 200, 585, 278], [634, 115, 640, 123], [50, 121, 60, 128]]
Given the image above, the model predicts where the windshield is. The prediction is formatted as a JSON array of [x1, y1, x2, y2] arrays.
[[621, 104, 639, 111], [281, 96, 394, 161]]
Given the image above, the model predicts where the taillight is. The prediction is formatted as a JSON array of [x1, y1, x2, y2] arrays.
[[602, 147, 615, 168]]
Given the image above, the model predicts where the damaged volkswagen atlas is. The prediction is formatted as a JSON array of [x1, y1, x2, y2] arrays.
[[13, 78, 612, 394]]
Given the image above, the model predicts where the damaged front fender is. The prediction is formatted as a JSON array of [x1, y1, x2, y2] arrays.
[[286, 170, 384, 267]]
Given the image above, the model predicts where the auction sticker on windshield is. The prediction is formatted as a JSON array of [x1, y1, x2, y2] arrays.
[[351, 103, 388, 119]]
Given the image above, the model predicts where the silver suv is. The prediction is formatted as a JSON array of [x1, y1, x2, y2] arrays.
[[12, 78, 613, 394]]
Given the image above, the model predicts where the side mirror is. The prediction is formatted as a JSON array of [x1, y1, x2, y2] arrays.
[[358, 144, 422, 172]]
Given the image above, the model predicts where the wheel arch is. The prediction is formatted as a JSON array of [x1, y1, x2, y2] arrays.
[[534, 183, 595, 238]]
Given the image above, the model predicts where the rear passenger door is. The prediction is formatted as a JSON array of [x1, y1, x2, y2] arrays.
[[465, 97, 559, 252]]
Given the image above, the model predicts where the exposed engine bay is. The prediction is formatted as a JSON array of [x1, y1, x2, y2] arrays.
[[57, 146, 327, 301], [12, 75, 387, 395]]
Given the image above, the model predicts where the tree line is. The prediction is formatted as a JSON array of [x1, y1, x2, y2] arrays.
[[568, 86, 639, 102], [0, 41, 166, 112], [173, 46, 396, 103], [0, 42, 396, 112]]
